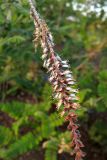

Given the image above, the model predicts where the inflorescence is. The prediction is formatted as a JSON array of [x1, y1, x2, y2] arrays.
[[28, 0, 85, 160]]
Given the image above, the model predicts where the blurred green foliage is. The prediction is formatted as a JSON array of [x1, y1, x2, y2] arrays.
[[0, 0, 107, 159], [0, 84, 71, 160]]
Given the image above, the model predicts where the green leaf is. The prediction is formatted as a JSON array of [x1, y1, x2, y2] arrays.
[[98, 82, 107, 107], [89, 120, 107, 146], [0, 126, 12, 147], [45, 149, 57, 160], [78, 89, 92, 103], [2, 133, 38, 159]]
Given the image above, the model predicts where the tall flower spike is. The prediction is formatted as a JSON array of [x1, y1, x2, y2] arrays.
[[28, 0, 85, 160]]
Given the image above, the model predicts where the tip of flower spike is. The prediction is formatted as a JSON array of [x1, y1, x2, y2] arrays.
[[75, 140, 84, 148], [75, 150, 86, 160]]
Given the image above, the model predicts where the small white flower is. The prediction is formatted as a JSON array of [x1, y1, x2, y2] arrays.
[[55, 61, 60, 65], [41, 54, 47, 59], [54, 72, 58, 78], [62, 64, 69, 68], [66, 87, 72, 91], [71, 97, 79, 101], [57, 99, 63, 110], [54, 93, 60, 99], [62, 60, 68, 64], [53, 85, 58, 91], [68, 81, 75, 85], [66, 78, 73, 81], [58, 93, 62, 99], [45, 61, 51, 68], [56, 55, 61, 61], [53, 81, 58, 85], [63, 70, 71, 75], [60, 111, 65, 117], [41, 41, 45, 48], [71, 89, 78, 93], [65, 74, 73, 78], [43, 47, 48, 53], [70, 93, 76, 98], [49, 76, 54, 82], [49, 33, 53, 42], [47, 58, 51, 63], [57, 88, 62, 92], [55, 93, 62, 99], [43, 61, 47, 67], [72, 103, 79, 109], [48, 66, 54, 72], [50, 70, 55, 77]]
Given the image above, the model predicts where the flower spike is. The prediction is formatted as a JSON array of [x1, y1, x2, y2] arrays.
[[28, 0, 85, 159]]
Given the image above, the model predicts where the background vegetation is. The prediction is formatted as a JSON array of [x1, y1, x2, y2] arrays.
[[0, 0, 107, 160]]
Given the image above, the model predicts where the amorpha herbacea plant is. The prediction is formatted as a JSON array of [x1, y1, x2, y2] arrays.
[[28, 0, 85, 160]]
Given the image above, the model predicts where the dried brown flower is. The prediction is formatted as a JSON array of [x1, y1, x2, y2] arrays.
[[28, 0, 85, 159]]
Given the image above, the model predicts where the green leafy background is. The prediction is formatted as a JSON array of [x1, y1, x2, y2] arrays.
[[0, 0, 107, 160]]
